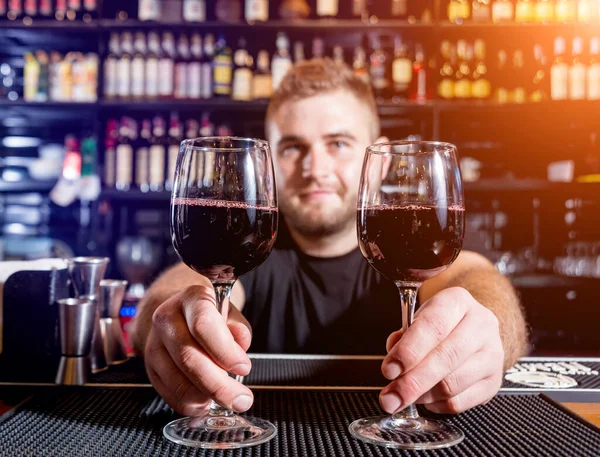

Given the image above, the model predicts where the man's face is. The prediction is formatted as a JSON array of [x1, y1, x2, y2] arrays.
[[268, 90, 379, 238]]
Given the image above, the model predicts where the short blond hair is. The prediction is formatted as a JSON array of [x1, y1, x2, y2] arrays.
[[265, 58, 380, 140]]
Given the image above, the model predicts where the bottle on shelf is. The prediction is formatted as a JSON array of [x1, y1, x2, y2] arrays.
[[515, 0, 534, 21], [83, 0, 97, 18], [186, 118, 199, 140], [551, 37, 569, 100], [279, 0, 311, 19], [215, 0, 242, 21], [534, 0, 555, 23], [55, 0, 67, 20], [492, 0, 514, 23], [201, 34, 215, 99], [294, 41, 306, 63], [183, 0, 206, 22], [159, 32, 176, 99], [333, 45, 345, 65], [24, 0, 36, 18], [448, 0, 470, 23], [352, 44, 370, 85], [116, 117, 134, 191], [577, 0, 598, 22], [392, 35, 412, 101], [213, 35, 233, 97], [246, 0, 269, 21], [36, 51, 50, 102], [369, 35, 390, 101], [409, 43, 427, 102], [471, 39, 491, 99], [511, 49, 526, 103], [454, 40, 472, 99], [438, 40, 455, 100], [117, 32, 133, 100], [317, 0, 339, 18], [174, 34, 190, 100], [67, 0, 82, 20], [272, 32, 293, 91], [146, 31, 161, 99], [166, 112, 182, 191], [530, 43, 549, 102], [569, 37, 586, 100], [199, 112, 214, 137], [149, 115, 167, 192], [7, 0, 22, 20], [352, 0, 367, 19], [555, 0, 577, 23], [104, 33, 120, 100], [391, 0, 408, 19], [1, 0, 8, 17], [312, 37, 325, 59], [188, 33, 203, 100], [232, 37, 253, 101], [131, 32, 147, 100], [472, 0, 491, 22], [136, 119, 152, 192], [23, 52, 40, 102], [588, 37, 600, 100], [104, 119, 118, 188], [138, 0, 161, 22], [252, 50, 273, 100], [39, 0, 53, 17], [494, 49, 509, 103]]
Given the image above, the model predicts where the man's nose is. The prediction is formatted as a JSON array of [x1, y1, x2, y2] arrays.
[[301, 147, 333, 179]]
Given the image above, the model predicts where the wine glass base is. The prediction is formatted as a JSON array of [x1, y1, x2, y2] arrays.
[[163, 414, 277, 449], [349, 414, 464, 450]]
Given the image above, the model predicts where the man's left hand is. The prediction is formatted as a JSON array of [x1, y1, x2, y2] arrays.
[[381, 286, 504, 415]]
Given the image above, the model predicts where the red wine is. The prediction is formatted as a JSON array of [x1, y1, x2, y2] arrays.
[[358, 204, 465, 283], [172, 198, 278, 283]]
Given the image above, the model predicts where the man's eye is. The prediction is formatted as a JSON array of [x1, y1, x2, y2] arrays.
[[280, 145, 302, 158], [331, 140, 350, 151]]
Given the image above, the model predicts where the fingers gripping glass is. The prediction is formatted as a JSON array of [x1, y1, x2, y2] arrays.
[[349, 141, 466, 450], [165, 137, 278, 449]]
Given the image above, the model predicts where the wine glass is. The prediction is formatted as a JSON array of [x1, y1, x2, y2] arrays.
[[350, 141, 466, 450], [164, 137, 278, 449]]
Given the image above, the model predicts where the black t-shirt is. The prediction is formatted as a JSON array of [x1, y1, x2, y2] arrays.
[[239, 223, 401, 355]]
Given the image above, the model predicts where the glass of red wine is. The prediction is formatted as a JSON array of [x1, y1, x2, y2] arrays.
[[165, 137, 278, 449], [349, 141, 466, 449]]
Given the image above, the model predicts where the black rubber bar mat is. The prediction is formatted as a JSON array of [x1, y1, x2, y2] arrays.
[[1, 387, 599, 457]]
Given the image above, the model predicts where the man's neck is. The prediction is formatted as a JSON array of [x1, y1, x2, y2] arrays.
[[288, 224, 358, 258]]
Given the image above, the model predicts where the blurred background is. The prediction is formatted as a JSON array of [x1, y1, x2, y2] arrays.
[[0, 0, 599, 355]]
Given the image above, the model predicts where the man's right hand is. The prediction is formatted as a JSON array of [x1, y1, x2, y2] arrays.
[[144, 285, 254, 417]]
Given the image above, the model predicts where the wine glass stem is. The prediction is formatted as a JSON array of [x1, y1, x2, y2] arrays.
[[209, 283, 235, 418], [394, 282, 422, 421]]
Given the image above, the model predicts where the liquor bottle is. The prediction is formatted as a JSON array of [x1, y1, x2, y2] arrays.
[[104, 119, 118, 188], [495, 49, 509, 103], [333, 45, 345, 65], [472, 0, 491, 21], [454, 40, 472, 99], [183, 0, 206, 22], [391, 0, 408, 18], [159, 32, 176, 99], [471, 39, 491, 99], [369, 35, 390, 101], [55, 0, 67, 20], [136, 119, 151, 192], [409, 43, 427, 102], [146, 32, 160, 99], [577, 0, 598, 22], [392, 36, 412, 100], [232, 37, 253, 101], [588, 37, 600, 100], [215, 0, 242, 21], [530, 44, 549, 101], [186, 118, 199, 139], [515, 0, 534, 21], [555, 0, 576, 22], [0, 0, 7, 16], [85, 53, 99, 102], [36, 51, 50, 101], [23, 52, 39, 102], [139, 0, 160, 21], [188, 33, 203, 99], [569, 37, 586, 100], [279, 0, 311, 19], [492, 0, 514, 22], [535, 0, 554, 22], [438, 40, 455, 99], [49, 52, 62, 101], [201, 34, 215, 99], [272, 32, 293, 91], [7, 0, 22, 19], [294, 41, 305, 63], [252, 50, 273, 100], [352, 0, 367, 18], [58, 52, 73, 101], [131, 32, 147, 100], [71, 52, 86, 101], [104, 33, 120, 99], [317, 0, 339, 17], [312, 37, 325, 59], [213, 35, 233, 97], [149, 115, 167, 191], [83, 0, 97, 17], [246, 0, 268, 21], [174, 34, 190, 99], [39, 0, 53, 17], [352, 45, 370, 85], [24, 0, 36, 17], [551, 37, 569, 100], [166, 112, 182, 191], [448, 0, 470, 23], [116, 117, 134, 191], [67, 0, 81, 20], [511, 49, 526, 103], [117, 32, 133, 99]]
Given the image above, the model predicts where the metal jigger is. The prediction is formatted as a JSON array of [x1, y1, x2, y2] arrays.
[[67, 256, 110, 373], [98, 279, 129, 365], [55, 298, 96, 385]]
